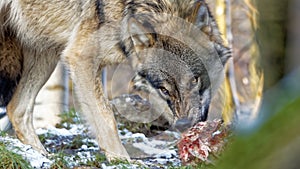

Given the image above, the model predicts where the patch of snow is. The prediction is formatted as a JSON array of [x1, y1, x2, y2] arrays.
[[0, 113, 11, 131], [0, 136, 52, 168], [36, 124, 86, 136], [80, 138, 99, 151], [0, 107, 5, 113], [154, 149, 177, 159], [41, 126, 73, 136], [76, 151, 94, 164], [144, 157, 181, 167], [0, 107, 12, 131], [1, 121, 182, 168], [68, 124, 86, 134], [125, 97, 131, 102], [81, 144, 88, 150], [119, 128, 134, 138], [131, 133, 147, 140], [101, 163, 141, 169]]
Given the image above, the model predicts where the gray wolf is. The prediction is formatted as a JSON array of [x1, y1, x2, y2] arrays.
[[0, 0, 230, 161]]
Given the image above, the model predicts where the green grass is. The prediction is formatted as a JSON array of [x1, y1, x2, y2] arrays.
[[0, 142, 32, 169], [83, 153, 107, 168], [108, 159, 146, 169], [56, 109, 81, 129], [49, 151, 69, 169], [167, 162, 214, 169], [0, 130, 6, 137]]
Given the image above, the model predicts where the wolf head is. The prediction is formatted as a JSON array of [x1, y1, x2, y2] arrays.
[[120, 0, 231, 130]]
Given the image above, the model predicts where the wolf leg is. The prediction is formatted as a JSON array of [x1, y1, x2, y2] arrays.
[[62, 21, 130, 162], [6, 47, 59, 155], [64, 53, 130, 161]]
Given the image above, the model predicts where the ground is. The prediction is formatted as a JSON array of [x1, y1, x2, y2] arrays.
[[0, 111, 183, 169], [0, 95, 230, 169]]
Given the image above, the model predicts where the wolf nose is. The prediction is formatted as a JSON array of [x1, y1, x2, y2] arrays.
[[175, 118, 192, 132]]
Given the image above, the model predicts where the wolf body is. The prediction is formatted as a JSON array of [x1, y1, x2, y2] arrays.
[[0, 0, 230, 160]]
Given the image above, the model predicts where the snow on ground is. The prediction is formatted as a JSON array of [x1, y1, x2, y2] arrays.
[[0, 136, 52, 168], [0, 107, 11, 131], [0, 122, 183, 168]]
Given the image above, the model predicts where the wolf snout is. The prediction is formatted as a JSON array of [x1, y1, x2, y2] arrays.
[[175, 106, 209, 132], [174, 118, 192, 132]]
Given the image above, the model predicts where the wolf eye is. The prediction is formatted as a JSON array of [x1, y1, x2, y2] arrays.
[[159, 87, 170, 97], [191, 78, 198, 84], [190, 77, 198, 86]]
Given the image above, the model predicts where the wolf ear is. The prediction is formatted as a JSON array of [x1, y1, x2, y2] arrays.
[[193, 1, 231, 65], [193, 1, 221, 42], [128, 17, 155, 49]]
